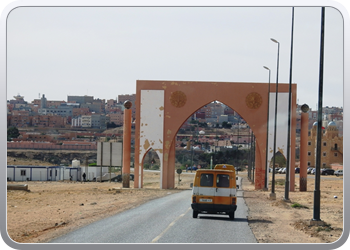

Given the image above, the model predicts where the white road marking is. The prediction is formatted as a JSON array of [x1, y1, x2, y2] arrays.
[[151, 207, 191, 243]]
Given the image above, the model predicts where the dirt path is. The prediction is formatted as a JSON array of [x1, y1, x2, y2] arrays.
[[242, 174, 343, 243]]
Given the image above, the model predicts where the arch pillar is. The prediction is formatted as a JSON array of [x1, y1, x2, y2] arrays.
[[254, 142, 265, 189], [300, 109, 309, 191], [165, 139, 176, 189]]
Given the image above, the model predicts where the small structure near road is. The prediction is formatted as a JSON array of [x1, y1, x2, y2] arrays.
[[7, 184, 28, 191]]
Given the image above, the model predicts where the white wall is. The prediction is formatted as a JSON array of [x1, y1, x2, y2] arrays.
[[267, 93, 290, 165], [139, 90, 164, 188]]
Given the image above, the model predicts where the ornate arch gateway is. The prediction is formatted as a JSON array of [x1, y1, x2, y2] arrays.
[[134, 80, 297, 190]]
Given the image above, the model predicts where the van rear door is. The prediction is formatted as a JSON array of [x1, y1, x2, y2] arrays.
[[214, 173, 235, 205], [193, 172, 216, 210]]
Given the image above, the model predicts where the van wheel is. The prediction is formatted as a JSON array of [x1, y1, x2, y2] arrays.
[[193, 210, 198, 218], [229, 212, 235, 220]]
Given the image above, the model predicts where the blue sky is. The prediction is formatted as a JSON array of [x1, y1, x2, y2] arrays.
[[4, 2, 346, 111]]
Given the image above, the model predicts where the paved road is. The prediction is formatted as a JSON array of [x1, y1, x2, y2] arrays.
[[50, 179, 256, 243]]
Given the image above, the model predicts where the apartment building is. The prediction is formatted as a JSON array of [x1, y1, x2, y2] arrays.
[[71, 117, 82, 127], [106, 99, 117, 112], [118, 94, 136, 119], [32, 96, 65, 108], [80, 103, 103, 113], [68, 95, 94, 104], [72, 107, 90, 117], [10, 110, 31, 127], [81, 116, 92, 128], [108, 112, 124, 126], [32, 115, 67, 128], [38, 104, 74, 117], [81, 114, 106, 129]]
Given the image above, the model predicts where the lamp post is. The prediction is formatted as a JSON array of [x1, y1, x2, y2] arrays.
[[263, 66, 271, 191], [311, 7, 326, 226], [284, 7, 295, 201], [269, 38, 280, 200]]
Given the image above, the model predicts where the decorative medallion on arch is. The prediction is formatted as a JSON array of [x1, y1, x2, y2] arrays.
[[170, 91, 187, 108], [245, 92, 263, 109]]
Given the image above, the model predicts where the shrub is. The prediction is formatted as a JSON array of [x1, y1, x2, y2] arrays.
[[151, 164, 160, 170], [291, 202, 309, 209]]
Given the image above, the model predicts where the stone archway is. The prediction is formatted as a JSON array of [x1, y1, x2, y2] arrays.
[[134, 80, 297, 190]]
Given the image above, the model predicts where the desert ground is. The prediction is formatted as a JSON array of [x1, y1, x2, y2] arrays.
[[6, 157, 344, 244]]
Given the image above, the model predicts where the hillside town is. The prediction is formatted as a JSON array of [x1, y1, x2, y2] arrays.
[[7, 93, 343, 170]]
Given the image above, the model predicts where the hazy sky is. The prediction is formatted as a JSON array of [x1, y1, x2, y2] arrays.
[[6, 6, 344, 110]]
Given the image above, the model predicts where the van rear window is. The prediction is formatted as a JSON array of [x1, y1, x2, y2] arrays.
[[216, 174, 230, 187], [200, 174, 214, 187]]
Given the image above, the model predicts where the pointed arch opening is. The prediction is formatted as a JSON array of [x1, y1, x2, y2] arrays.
[[171, 99, 255, 188], [269, 151, 287, 173], [140, 147, 162, 188]]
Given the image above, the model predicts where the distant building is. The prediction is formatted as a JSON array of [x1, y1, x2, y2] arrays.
[[32, 95, 65, 108], [218, 115, 228, 123], [38, 104, 74, 117], [108, 112, 124, 126], [118, 94, 136, 119], [9, 94, 27, 105], [10, 110, 31, 127], [71, 116, 82, 127], [68, 95, 94, 104], [81, 114, 106, 129], [32, 114, 67, 128], [72, 107, 90, 117], [80, 103, 103, 113], [307, 121, 343, 168]]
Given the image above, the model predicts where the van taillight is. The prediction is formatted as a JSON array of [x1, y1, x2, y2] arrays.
[[232, 197, 236, 205], [192, 196, 196, 203]]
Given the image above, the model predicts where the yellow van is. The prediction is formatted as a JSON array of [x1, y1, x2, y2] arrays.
[[191, 164, 237, 220]]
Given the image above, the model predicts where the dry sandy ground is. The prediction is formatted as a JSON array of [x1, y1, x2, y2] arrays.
[[6, 157, 344, 244]]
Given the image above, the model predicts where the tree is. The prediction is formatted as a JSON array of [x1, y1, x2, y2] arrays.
[[270, 151, 287, 168], [7, 126, 20, 141], [106, 122, 118, 129], [222, 121, 232, 129]]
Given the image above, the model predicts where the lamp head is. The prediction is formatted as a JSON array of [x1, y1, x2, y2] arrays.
[[301, 104, 309, 113], [123, 100, 132, 109], [270, 38, 279, 43]]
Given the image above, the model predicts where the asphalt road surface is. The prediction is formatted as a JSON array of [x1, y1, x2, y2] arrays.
[[50, 179, 256, 244]]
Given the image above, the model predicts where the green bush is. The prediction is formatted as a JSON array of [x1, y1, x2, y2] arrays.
[[151, 164, 160, 170], [291, 202, 309, 209]]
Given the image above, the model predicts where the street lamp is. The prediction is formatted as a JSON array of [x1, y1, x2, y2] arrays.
[[312, 7, 326, 226], [263, 66, 271, 191], [270, 38, 280, 200], [285, 7, 295, 201]]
